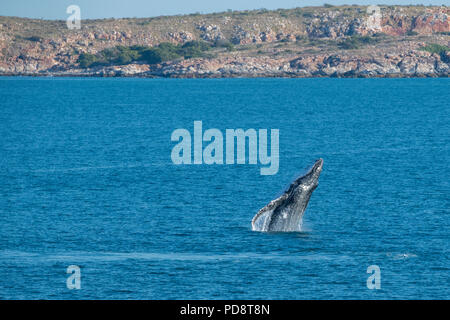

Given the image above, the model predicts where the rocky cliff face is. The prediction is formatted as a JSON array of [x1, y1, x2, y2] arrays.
[[0, 5, 449, 77], [69, 50, 448, 78]]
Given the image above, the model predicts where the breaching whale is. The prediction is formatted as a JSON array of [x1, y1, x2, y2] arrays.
[[251, 158, 323, 232]]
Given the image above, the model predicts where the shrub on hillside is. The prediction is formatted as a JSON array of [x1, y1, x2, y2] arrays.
[[213, 39, 235, 51], [77, 41, 214, 68], [338, 35, 377, 49], [420, 43, 450, 62]]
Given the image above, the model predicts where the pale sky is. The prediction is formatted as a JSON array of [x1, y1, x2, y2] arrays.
[[1, 0, 448, 19]]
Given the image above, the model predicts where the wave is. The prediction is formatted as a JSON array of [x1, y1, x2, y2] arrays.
[[0, 250, 351, 263]]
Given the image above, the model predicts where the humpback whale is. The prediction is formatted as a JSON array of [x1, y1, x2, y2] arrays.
[[251, 158, 323, 232]]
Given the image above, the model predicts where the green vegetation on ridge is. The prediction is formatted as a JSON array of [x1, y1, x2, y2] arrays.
[[78, 40, 230, 68], [337, 35, 380, 50], [420, 43, 449, 62]]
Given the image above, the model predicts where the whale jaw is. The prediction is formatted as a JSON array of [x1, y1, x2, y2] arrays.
[[252, 158, 323, 232]]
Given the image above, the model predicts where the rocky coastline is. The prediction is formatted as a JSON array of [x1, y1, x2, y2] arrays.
[[1, 5, 449, 78]]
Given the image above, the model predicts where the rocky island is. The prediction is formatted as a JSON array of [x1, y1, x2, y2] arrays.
[[1, 5, 449, 78]]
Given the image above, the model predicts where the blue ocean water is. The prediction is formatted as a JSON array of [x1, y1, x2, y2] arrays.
[[0, 77, 448, 300]]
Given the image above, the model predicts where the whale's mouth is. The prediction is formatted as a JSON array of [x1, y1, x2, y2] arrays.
[[306, 158, 323, 176], [314, 158, 323, 172]]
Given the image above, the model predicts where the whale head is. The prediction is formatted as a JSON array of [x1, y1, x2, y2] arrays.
[[288, 158, 323, 196]]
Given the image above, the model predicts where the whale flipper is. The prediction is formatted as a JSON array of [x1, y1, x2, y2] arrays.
[[251, 193, 288, 231]]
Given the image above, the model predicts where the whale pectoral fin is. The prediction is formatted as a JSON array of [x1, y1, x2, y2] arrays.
[[252, 193, 288, 232], [251, 208, 274, 232]]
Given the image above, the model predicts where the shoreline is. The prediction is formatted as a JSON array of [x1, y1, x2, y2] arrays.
[[1, 72, 448, 78]]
